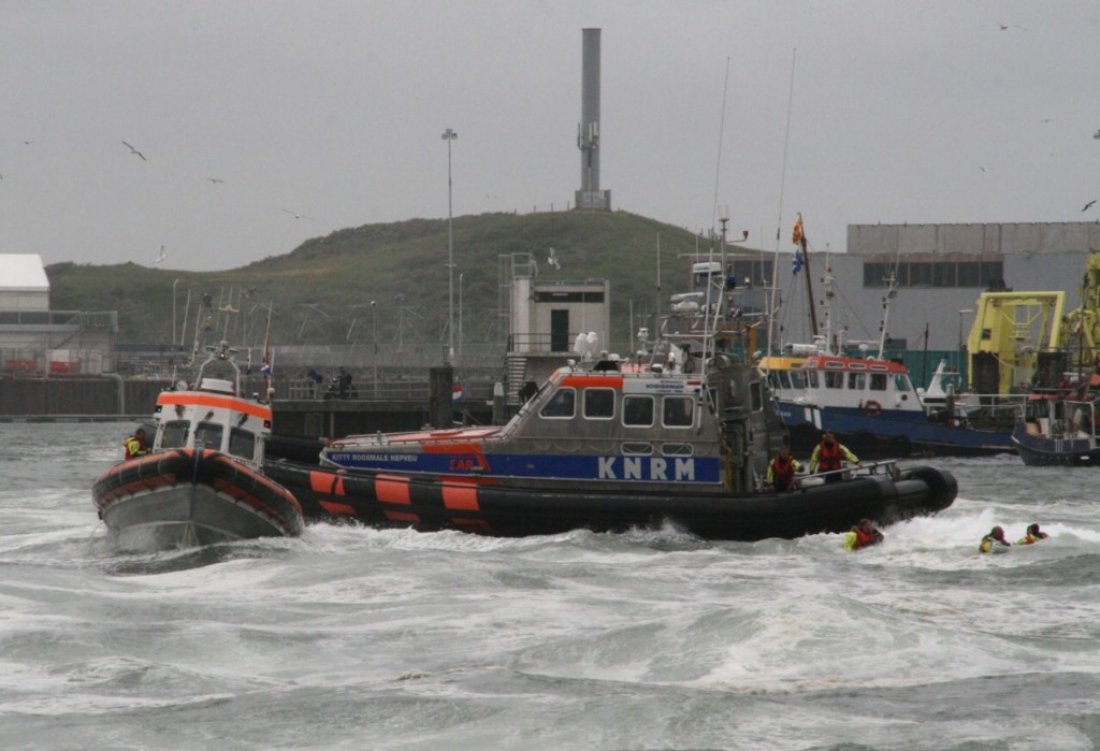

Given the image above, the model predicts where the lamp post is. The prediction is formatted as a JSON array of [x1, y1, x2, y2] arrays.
[[458, 271, 464, 362], [442, 127, 457, 363], [371, 300, 378, 398], [958, 308, 974, 371]]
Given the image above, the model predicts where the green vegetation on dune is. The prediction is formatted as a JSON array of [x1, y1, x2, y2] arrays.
[[48, 210, 751, 351]]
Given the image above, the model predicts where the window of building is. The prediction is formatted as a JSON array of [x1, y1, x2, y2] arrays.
[[862, 260, 1004, 289]]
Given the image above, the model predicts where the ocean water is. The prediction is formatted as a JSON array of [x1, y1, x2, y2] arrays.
[[2, 422, 1099, 751]]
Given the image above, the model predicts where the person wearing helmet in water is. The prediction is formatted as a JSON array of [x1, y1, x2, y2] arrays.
[[1017, 523, 1049, 545], [843, 518, 884, 551], [979, 525, 1011, 553]]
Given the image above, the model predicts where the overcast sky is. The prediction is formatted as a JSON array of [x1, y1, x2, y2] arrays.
[[1, 1, 1097, 272]]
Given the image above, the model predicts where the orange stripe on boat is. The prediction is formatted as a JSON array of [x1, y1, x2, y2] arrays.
[[157, 392, 273, 419], [560, 374, 624, 389], [384, 510, 419, 523], [441, 483, 479, 511], [375, 474, 412, 505], [310, 470, 337, 494], [319, 500, 356, 516]]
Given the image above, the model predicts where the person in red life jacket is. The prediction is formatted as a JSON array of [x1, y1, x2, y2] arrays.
[[122, 427, 149, 460], [843, 518, 884, 551], [764, 446, 803, 491], [1017, 523, 1049, 545], [809, 431, 860, 483]]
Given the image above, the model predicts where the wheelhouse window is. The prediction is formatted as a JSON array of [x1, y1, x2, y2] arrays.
[[806, 370, 819, 388], [194, 422, 224, 451], [662, 396, 695, 428], [540, 388, 576, 419], [750, 381, 763, 412], [160, 420, 189, 449], [583, 388, 615, 420], [848, 372, 867, 391], [623, 395, 654, 427], [894, 374, 913, 393], [869, 373, 887, 391], [824, 371, 844, 389], [229, 427, 256, 460]]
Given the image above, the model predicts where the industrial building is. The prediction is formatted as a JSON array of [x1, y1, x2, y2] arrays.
[[725, 222, 1099, 363], [0, 254, 116, 375]]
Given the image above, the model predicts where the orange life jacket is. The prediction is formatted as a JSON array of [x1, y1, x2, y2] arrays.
[[771, 455, 795, 489], [852, 527, 881, 550], [817, 441, 842, 472]]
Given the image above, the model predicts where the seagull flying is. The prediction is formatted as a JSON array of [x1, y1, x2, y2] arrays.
[[547, 247, 561, 270], [153, 245, 167, 264], [121, 140, 147, 161], [281, 208, 315, 220], [1084, 200, 1098, 213], [207, 177, 224, 184], [998, 23, 1027, 31]]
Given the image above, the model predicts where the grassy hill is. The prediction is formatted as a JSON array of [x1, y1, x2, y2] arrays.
[[47, 210, 751, 352]]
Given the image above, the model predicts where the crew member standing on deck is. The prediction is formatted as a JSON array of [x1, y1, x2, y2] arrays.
[[809, 431, 860, 483], [765, 446, 802, 491]]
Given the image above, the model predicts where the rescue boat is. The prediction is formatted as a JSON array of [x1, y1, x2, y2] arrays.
[[93, 340, 304, 550], [265, 347, 957, 540]]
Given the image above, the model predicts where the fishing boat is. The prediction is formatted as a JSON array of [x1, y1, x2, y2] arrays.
[[761, 227, 1016, 457], [264, 253, 957, 541], [93, 339, 304, 550]]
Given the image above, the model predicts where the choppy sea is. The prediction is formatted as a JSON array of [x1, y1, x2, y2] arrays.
[[2, 421, 1099, 751]]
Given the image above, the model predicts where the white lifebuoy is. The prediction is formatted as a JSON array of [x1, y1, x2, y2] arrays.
[[862, 400, 883, 417]]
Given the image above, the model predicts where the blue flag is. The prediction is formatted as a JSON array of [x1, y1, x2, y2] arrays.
[[792, 251, 804, 275]]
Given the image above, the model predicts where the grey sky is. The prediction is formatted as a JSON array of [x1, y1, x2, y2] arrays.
[[1, 1, 1097, 271]]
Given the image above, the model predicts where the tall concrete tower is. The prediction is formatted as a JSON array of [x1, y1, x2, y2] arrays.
[[576, 28, 611, 211]]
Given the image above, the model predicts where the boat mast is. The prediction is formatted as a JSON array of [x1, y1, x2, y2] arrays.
[[794, 214, 818, 337], [876, 270, 898, 359], [768, 48, 798, 356]]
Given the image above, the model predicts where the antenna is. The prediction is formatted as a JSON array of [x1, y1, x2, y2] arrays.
[[710, 56, 731, 238]]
